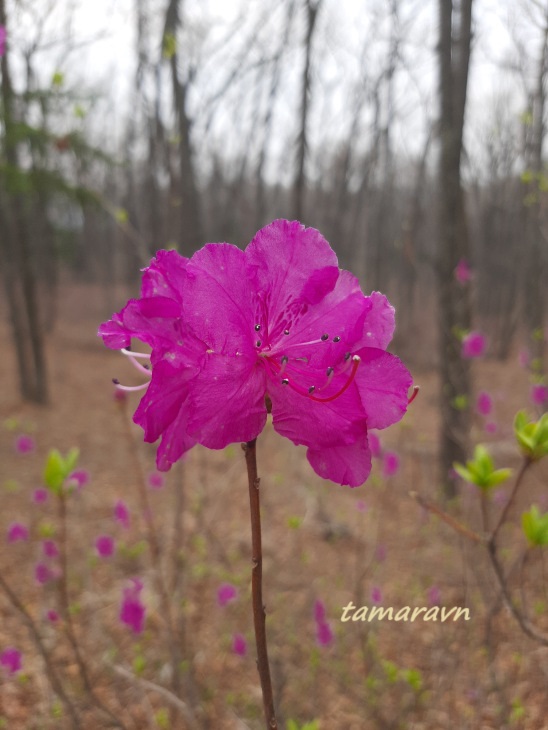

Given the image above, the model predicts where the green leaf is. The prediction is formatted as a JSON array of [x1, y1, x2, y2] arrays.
[[163, 32, 177, 59], [485, 468, 513, 488], [402, 668, 423, 692], [522, 505, 548, 546], [52, 71, 64, 87], [44, 449, 66, 493]]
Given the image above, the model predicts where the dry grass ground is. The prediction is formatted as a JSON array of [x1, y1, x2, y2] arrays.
[[0, 282, 547, 729]]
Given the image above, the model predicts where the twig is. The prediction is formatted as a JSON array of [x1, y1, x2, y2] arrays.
[[109, 664, 199, 729], [242, 439, 277, 729], [0, 570, 81, 729], [58, 493, 127, 728], [490, 457, 532, 543], [409, 491, 483, 543]]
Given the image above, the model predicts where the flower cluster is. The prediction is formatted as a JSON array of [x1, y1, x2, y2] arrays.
[[99, 220, 412, 486]]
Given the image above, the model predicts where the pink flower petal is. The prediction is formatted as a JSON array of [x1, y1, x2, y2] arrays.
[[217, 583, 238, 607], [461, 332, 486, 359], [0, 648, 21, 675], [7, 523, 28, 543], [232, 633, 247, 656]]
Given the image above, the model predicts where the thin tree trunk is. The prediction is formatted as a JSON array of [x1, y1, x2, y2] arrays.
[[293, 0, 321, 221], [437, 0, 474, 497]]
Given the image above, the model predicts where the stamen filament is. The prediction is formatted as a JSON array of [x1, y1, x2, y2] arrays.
[[112, 379, 150, 393], [408, 385, 420, 404], [121, 349, 151, 359]]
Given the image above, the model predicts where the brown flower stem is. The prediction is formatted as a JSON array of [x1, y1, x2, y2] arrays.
[[242, 439, 277, 729], [58, 493, 127, 728], [0, 570, 81, 729], [489, 457, 532, 544]]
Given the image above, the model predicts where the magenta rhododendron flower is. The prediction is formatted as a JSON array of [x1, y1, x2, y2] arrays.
[[66, 469, 90, 490], [454, 258, 472, 284], [461, 331, 486, 359], [99, 220, 412, 487], [42, 540, 59, 558], [382, 451, 399, 477], [485, 421, 498, 434], [95, 535, 114, 558], [35, 562, 54, 585], [147, 471, 165, 489], [32, 488, 48, 504], [531, 383, 548, 406], [476, 391, 492, 416], [427, 585, 441, 606], [355, 499, 368, 513], [313, 600, 333, 646], [114, 500, 130, 529], [232, 633, 247, 656], [46, 609, 59, 623], [14, 434, 35, 454], [0, 648, 21, 675], [371, 586, 382, 604], [120, 579, 146, 634], [217, 583, 238, 607], [7, 522, 28, 543]]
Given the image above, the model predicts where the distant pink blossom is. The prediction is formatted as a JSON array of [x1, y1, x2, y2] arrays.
[[455, 258, 472, 284], [120, 579, 146, 634], [114, 500, 130, 529], [147, 471, 165, 490], [375, 544, 387, 562], [232, 633, 247, 656], [14, 434, 35, 454], [382, 451, 400, 477], [313, 600, 334, 646], [95, 535, 114, 558], [461, 332, 486, 359], [531, 384, 548, 407], [217, 583, 238, 607], [0, 648, 21, 675], [33, 488, 48, 504], [316, 620, 334, 647], [314, 600, 326, 623], [66, 470, 90, 490], [0, 26, 6, 58], [7, 522, 28, 543], [46, 609, 59, 623], [493, 489, 508, 506], [427, 585, 441, 606], [355, 499, 368, 513], [371, 586, 382, 604], [42, 540, 59, 558], [476, 391, 492, 416], [519, 349, 531, 369], [35, 562, 54, 585], [369, 432, 382, 458], [485, 421, 498, 434]]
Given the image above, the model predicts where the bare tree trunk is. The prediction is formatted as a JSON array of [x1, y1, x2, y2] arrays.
[[0, 0, 48, 404], [293, 0, 321, 221], [164, 0, 203, 256], [437, 0, 474, 497], [523, 13, 548, 371]]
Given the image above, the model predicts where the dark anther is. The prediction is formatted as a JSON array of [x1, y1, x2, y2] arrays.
[[281, 378, 289, 385], [256, 340, 262, 347], [333, 336, 341, 343], [344, 352, 351, 361], [284, 329, 290, 335], [254, 324, 261, 331], [321, 333, 329, 341], [112, 378, 120, 385], [281, 355, 289, 364], [308, 385, 316, 394], [326, 366, 334, 376]]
